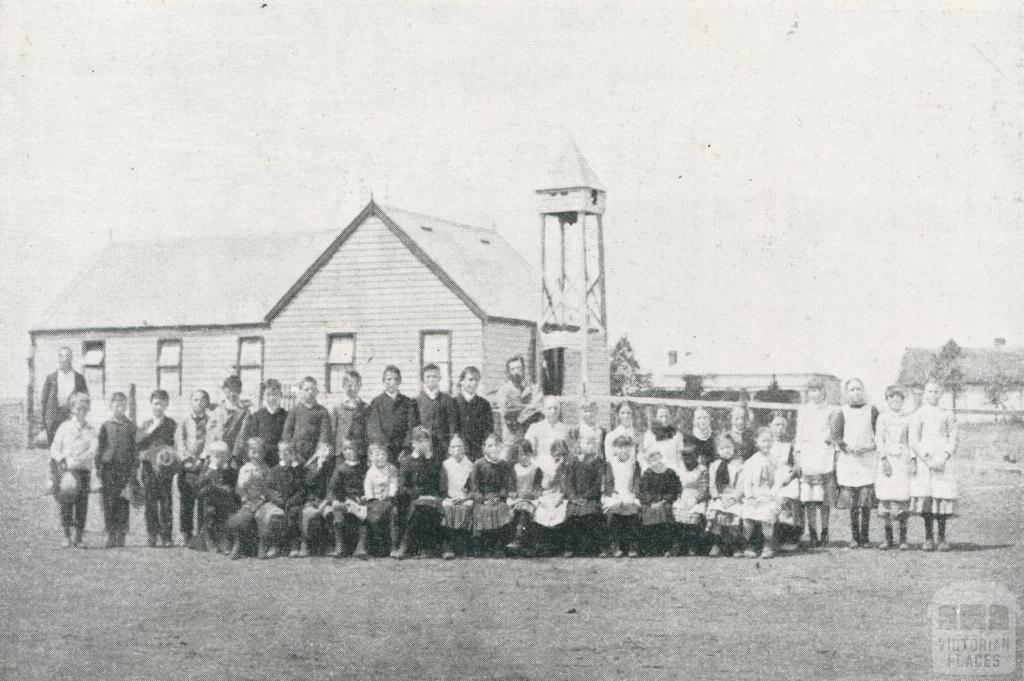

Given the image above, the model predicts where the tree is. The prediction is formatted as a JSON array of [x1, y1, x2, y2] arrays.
[[609, 335, 653, 396], [983, 372, 1013, 422], [929, 339, 965, 409]]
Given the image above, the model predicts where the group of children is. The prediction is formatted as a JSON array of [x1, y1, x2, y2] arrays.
[[47, 367, 960, 560]]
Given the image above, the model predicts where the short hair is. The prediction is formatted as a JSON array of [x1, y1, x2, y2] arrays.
[[844, 377, 864, 390], [69, 392, 90, 410], [222, 375, 242, 391], [383, 365, 401, 381], [191, 389, 210, 403], [459, 366, 481, 382], [368, 443, 387, 458], [150, 389, 170, 403], [300, 376, 318, 389], [550, 438, 571, 459], [885, 385, 906, 400], [806, 378, 826, 392], [109, 392, 128, 403], [422, 363, 441, 378], [264, 379, 282, 393], [505, 355, 525, 371], [412, 425, 432, 442], [345, 369, 362, 384], [612, 434, 634, 448], [58, 346, 73, 357]]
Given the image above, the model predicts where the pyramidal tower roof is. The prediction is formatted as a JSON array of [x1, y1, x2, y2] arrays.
[[539, 142, 604, 192]]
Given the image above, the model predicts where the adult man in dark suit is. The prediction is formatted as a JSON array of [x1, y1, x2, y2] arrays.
[[41, 346, 89, 444]]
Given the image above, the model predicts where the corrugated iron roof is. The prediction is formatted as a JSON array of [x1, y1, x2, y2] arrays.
[[896, 346, 1024, 387], [33, 201, 538, 332], [379, 205, 537, 322]]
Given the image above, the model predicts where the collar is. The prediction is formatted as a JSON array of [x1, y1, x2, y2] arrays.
[[384, 391, 399, 400], [461, 390, 476, 402], [264, 405, 282, 414], [423, 389, 440, 400]]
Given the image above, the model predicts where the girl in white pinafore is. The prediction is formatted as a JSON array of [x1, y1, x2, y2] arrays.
[[768, 413, 802, 551], [834, 378, 879, 548], [671, 448, 708, 555], [873, 387, 912, 550], [909, 381, 959, 552], [533, 438, 570, 555], [706, 435, 744, 557], [794, 380, 838, 548], [737, 428, 781, 559]]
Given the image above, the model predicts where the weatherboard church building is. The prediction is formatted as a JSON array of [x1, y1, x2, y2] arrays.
[[29, 146, 612, 425]]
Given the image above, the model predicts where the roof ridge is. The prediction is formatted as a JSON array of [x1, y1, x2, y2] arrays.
[[378, 204, 500, 237]]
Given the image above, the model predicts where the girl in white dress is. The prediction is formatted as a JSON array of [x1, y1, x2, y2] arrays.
[[706, 435, 744, 557], [874, 387, 911, 550], [794, 379, 838, 547], [909, 381, 959, 552], [525, 396, 570, 474], [737, 427, 781, 559]]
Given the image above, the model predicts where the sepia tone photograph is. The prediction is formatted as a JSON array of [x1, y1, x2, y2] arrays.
[[0, 2, 1021, 680]]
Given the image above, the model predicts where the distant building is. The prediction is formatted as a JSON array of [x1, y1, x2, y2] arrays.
[[657, 346, 842, 404], [29, 201, 537, 422], [896, 339, 1024, 419]]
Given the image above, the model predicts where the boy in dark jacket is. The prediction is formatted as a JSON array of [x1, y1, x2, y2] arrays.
[[96, 392, 136, 548], [137, 389, 178, 548]]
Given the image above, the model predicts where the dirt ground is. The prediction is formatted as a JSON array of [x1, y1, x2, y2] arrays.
[[1, 424, 1021, 681]]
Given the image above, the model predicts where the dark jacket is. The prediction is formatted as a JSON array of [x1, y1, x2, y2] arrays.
[[40, 370, 88, 441], [453, 393, 494, 461], [415, 391, 460, 458], [367, 392, 419, 463]]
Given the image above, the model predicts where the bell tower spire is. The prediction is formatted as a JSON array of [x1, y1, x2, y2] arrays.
[[536, 143, 610, 402]]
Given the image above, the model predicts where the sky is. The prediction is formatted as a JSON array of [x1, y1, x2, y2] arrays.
[[2, 1, 1022, 401]]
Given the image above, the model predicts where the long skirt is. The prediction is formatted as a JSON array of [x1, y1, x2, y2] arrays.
[[472, 500, 512, 534], [442, 498, 474, 531]]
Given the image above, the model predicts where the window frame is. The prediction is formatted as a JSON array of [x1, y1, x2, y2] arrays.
[[419, 330, 452, 393], [236, 336, 265, 401], [156, 338, 183, 396], [82, 340, 106, 397], [325, 333, 356, 394]]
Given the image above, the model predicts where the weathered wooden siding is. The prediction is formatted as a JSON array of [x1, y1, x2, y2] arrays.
[[482, 320, 535, 399], [264, 215, 484, 399], [31, 327, 251, 422]]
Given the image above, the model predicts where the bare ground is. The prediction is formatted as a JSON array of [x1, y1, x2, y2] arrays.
[[1, 424, 1021, 681]]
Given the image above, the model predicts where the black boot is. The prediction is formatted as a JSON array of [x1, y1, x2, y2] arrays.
[[859, 508, 871, 547], [848, 507, 860, 548]]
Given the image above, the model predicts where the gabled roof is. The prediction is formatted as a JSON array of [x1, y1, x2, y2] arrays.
[[33, 201, 537, 333], [32, 229, 339, 331], [538, 142, 604, 191], [897, 346, 1024, 387]]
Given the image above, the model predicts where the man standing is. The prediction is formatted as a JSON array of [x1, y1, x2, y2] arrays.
[[40, 346, 89, 444], [499, 355, 539, 441]]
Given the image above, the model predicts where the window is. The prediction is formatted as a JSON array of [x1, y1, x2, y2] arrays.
[[157, 340, 182, 396], [237, 337, 264, 402], [82, 341, 105, 396], [421, 331, 451, 392], [326, 334, 355, 393]]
